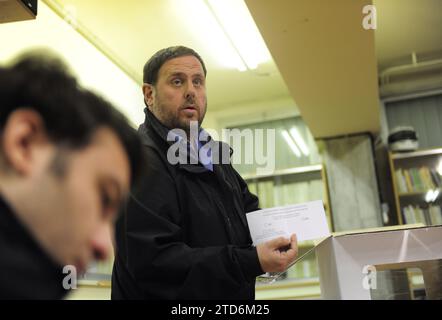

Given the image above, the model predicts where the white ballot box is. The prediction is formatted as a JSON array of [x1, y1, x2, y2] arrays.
[[315, 225, 442, 300]]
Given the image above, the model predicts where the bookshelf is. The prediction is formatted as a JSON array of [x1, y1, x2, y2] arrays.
[[243, 164, 333, 285], [389, 148, 442, 226]]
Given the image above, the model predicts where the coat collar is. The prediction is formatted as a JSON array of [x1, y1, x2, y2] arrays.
[[139, 108, 233, 173], [140, 108, 173, 146]]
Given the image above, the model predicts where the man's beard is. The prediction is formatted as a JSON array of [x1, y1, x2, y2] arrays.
[[153, 100, 206, 133]]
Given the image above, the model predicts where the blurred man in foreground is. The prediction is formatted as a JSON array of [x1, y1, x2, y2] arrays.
[[0, 53, 145, 299]]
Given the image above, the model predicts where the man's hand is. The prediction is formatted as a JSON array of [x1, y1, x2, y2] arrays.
[[256, 234, 298, 273]]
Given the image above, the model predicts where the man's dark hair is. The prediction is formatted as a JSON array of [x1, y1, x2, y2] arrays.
[[143, 46, 207, 85], [0, 52, 145, 188]]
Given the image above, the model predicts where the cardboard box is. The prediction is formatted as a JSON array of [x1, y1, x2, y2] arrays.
[[315, 224, 442, 299]]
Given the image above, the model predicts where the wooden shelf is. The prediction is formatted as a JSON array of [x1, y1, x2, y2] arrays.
[[77, 279, 111, 288], [398, 188, 441, 197], [255, 277, 319, 290], [398, 193, 439, 198], [398, 192, 427, 197], [242, 164, 323, 181], [391, 148, 442, 160], [255, 277, 321, 300]]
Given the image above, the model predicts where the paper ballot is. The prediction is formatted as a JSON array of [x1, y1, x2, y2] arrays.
[[246, 200, 330, 245]]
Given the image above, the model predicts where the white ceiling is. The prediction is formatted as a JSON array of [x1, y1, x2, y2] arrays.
[[246, 0, 381, 138], [374, 0, 442, 71], [16, 0, 442, 135], [246, 0, 442, 138], [45, 0, 292, 110]]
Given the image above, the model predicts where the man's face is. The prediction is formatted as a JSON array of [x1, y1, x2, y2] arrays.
[[144, 55, 207, 131], [24, 127, 130, 272]]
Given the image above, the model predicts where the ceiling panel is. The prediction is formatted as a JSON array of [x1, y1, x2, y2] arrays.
[[374, 0, 442, 71], [35, 0, 442, 137], [246, 0, 380, 138], [50, 0, 292, 109]]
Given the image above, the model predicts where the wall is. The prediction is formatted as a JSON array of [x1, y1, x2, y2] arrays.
[[385, 93, 442, 149], [204, 96, 299, 136], [0, 2, 145, 126]]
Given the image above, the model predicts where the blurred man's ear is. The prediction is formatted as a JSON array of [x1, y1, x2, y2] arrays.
[[142, 83, 154, 109], [1, 109, 49, 176]]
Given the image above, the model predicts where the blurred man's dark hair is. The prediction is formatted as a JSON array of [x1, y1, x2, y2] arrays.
[[0, 52, 145, 188]]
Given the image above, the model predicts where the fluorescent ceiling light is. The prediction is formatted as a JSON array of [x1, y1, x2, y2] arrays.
[[289, 127, 310, 156], [172, 0, 246, 71], [204, 0, 271, 71], [282, 130, 301, 158]]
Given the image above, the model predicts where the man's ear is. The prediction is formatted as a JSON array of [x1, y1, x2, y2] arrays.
[[1, 109, 49, 176], [142, 83, 154, 109]]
